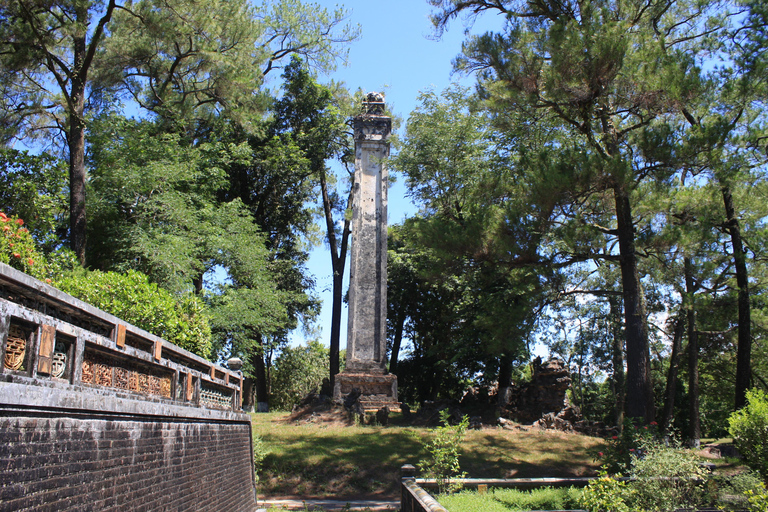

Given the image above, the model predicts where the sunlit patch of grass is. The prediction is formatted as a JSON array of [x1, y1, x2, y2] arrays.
[[251, 412, 604, 499]]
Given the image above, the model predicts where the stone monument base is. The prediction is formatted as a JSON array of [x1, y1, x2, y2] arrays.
[[333, 372, 399, 412]]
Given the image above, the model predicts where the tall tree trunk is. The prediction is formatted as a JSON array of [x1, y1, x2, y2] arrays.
[[69, 32, 87, 266], [721, 184, 752, 409], [610, 295, 625, 428], [614, 186, 654, 422], [660, 313, 685, 434], [685, 257, 701, 447], [389, 308, 405, 374], [497, 352, 515, 408], [66, 0, 115, 265], [320, 171, 352, 391], [252, 342, 269, 412]]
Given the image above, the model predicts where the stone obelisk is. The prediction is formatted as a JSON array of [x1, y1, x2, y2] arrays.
[[333, 93, 398, 410]]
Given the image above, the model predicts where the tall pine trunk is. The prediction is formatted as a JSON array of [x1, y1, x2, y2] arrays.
[[685, 257, 701, 447], [610, 295, 626, 428], [614, 186, 654, 422], [660, 313, 685, 433], [721, 184, 752, 409], [69, 22, 88, 265]]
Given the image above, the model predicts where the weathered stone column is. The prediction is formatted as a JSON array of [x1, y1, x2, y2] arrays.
[[333, 93, 398, 410]]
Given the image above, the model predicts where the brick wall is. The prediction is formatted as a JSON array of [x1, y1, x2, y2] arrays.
[[0, 412, 257, 512], [0, 264, 258, 511]]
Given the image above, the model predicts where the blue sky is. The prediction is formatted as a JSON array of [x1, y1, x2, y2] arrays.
[[292, 1, 506, 348]]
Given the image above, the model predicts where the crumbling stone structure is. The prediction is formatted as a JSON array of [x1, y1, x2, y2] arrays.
[[500, 357, 577, 424], [0, 263, 257, 511]]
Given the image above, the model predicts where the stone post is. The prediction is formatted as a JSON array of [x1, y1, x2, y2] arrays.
[[333, 93, 399, 410]]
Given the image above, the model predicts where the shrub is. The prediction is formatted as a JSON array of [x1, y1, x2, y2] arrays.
[[441, 486, 581, 512], [0, 211, 49, 280], [578, 472, 633, 512], [594, 417, 660, 475], [746, 483, 768, 512], [627, 440, 708, 512], [729, 388, 768, 479], [0, 211, 78, 281], [56, 269, 212, 358], [419, 409, 469, 495], [270, 340, 329, 411]]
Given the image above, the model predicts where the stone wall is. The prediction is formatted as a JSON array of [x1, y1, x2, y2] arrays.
[[0, 410, 255, 511], [0, 264, 257, 511]]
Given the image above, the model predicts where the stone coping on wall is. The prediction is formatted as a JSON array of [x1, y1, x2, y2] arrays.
[[0, 379, 249, 423], [0, 263, 243, 413]]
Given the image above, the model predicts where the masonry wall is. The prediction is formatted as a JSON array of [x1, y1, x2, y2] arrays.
[[0, 264, 257, 512], [0, 409, 255, 512]]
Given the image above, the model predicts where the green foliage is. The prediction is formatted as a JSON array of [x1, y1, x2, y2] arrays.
[[578, 472, 633, 512], [586, 435, 713, 512], [269, 340, 329, 411], [0, 212, 49, 280], [440, 486, 582, 512], [418, 410, 469, 494], [729, 388, 768, 479], [594, 418, 660, 475], [746, 483, 768, 512], [252, 434, 268, 484], [0, 149, 68, 252], [56, 269, 213, 359], [627, 441, 709, 512]]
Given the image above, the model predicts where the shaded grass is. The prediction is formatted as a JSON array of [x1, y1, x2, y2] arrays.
[[251, 412, 605, 499]]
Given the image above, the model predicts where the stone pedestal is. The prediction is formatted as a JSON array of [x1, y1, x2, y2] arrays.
[[333, 372, 399, 411]]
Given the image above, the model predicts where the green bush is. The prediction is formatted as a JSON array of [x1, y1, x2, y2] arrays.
[[441, 486, 581, 512], [419, 409, 469, 494], [1, 211, 52, 280], [729, 388, 768, 479], [594, 417, 660, 475], [627, 440, 708, 511], [578, 472, 633, 512], [269, 340, 329, 411], [56, 269, 212, 358]]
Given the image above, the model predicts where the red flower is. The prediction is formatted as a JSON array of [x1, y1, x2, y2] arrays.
[[45, 278, 52, 284], [630, 448, 635, 452], [9, 243, 14, 248], [598, 452, 604, 457], [15, 218, 23, 226], [12, 252, 20, 258], [27, 258, 34, 266], [612, 435, 618, 440], [2, 225, 9, 232], [650, 421, 657, 426]]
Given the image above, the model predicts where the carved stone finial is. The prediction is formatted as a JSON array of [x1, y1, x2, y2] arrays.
[[362, 92, 386, 115]]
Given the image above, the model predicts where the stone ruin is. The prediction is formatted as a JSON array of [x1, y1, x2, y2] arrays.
[[495, 357, 612, 436], [499, 357, 574, 424]]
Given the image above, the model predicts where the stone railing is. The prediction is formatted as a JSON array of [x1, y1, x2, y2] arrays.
[[399, 465, 591, 512], [0, 263, 242, 412], [399, 465, 746, 512]]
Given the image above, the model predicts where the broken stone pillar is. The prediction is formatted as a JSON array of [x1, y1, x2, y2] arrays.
[[333, 92, 399, 411]]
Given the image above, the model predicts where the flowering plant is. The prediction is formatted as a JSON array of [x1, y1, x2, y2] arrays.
[[593, 418, 659, 475], [0, 212, 48, 280]]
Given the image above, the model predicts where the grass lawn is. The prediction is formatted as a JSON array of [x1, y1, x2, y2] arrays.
[[251, 411, 605, 500], [439, 487, 584, 512]]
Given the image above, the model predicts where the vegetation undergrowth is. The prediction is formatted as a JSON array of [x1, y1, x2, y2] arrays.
[[439, 486, 582, 512], [251, 411, 602, 499], [418, 410, 469, 494]]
